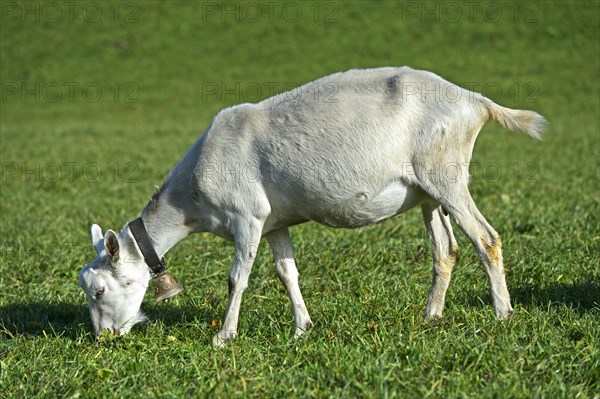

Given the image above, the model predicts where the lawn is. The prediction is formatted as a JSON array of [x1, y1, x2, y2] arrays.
[[1, 1, 599, 398]]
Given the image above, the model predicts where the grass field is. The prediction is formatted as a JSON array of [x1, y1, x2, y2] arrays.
[[1, 1, 599, 397]]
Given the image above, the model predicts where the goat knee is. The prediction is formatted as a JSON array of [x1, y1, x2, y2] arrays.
[[480, 235, 503, 264], [276, 259, 299, 283]]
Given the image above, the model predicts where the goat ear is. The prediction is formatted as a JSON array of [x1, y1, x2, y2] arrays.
[[104, 230, 120, 263], [91, 224, 104, 255]]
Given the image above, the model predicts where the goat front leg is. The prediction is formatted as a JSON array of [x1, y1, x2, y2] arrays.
[[213, 220, 262, 347], [265, 228, 313, 339]]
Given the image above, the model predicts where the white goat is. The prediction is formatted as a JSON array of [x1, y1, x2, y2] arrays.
[[79, 67, 545, 345]]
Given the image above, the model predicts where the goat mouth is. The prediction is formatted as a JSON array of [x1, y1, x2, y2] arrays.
[[96, 327, 119, 337], [95, 315, 147, 336]]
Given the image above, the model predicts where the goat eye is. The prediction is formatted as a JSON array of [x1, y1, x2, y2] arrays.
[[126, 281, 132, 286]]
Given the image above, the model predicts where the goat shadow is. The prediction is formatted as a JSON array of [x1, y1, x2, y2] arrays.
[[1, 282, 597, 340], [461, 281, 599, 316], [0, 299, 213, 340], [510, 281, 599, 314]]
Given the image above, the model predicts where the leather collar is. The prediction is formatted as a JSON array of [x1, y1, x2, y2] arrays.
[[128, 218, 167, 275]]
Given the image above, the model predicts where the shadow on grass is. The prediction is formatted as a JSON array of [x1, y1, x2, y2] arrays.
[[2, 282, 595, 340], [0, 300, 214, 339], [0, 302, 89, 339], [461, 281, 599, 315], [510, 281, 599, 315]]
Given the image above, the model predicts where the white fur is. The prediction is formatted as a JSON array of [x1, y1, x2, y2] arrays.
[[78, 67, 545, 343]]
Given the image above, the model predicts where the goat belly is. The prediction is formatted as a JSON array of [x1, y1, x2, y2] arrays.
[[295, 181, 427, 228]]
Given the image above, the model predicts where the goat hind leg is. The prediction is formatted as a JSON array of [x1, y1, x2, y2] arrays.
[[440, 191, 513, 319], [421, 201, 459, 319]]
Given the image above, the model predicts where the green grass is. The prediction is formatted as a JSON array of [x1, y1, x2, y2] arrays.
[[1, 1, 599, 397]]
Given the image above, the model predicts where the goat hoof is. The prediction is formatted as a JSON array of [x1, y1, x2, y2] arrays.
[[212, 330, 236, 347], [293, 320, 314, 340], [495, 305, 514, 320], [423, 313, 443, 322]]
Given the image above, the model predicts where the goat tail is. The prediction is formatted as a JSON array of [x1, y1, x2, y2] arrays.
[[482, 98, 546, 140]]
